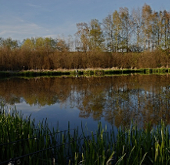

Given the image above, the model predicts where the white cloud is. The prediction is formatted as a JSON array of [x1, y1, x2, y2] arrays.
[[0, 12, 77, 40], [0, 15, 47, 40], [27, 3, 42, 8], [43, 34, 57, 38], [26, 3, 52, 12], [0, 23, 43, 39]]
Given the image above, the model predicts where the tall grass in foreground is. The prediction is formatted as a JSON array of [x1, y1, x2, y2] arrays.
[[1, 105, 170, 164]]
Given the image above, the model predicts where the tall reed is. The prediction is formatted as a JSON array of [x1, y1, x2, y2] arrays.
[[1, 104, 170, 164]]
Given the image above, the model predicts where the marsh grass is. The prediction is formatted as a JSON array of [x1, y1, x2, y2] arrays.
[[1, 104, 170, 164], [0, 70, 71, 78], [0, 68, 170, 78]]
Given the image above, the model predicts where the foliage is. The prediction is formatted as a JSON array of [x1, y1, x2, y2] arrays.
[[0, 4, 170, 70], [1, 104, 170, 164]]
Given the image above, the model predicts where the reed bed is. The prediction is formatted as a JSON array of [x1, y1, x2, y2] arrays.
[[1, 104, 170, 165], [0, 68, 170, 78]]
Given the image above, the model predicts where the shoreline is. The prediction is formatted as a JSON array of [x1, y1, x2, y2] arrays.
[[0, 68, 170, 77]]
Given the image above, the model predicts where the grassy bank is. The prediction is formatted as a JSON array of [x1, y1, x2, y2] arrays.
[[1, 105, 170, 164], [0, 68, 170, 78]]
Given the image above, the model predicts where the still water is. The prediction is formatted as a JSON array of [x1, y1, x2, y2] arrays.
[[1, 74, 170, 131]]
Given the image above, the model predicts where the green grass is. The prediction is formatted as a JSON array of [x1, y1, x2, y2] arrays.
[[0, 68, 170, 78], [1, 104, 170, 164]]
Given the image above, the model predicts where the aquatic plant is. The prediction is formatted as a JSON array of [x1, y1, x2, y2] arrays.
[[1, 104, 170, 164]]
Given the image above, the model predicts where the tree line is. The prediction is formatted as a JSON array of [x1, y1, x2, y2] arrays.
[[0, 4, 170, 70], [75, 4, 170, 52]]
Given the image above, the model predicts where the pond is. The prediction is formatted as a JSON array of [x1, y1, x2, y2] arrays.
[[1, 74, 170, 131]]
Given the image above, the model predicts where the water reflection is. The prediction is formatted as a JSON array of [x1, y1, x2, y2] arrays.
[[1, 74, 170, 129]]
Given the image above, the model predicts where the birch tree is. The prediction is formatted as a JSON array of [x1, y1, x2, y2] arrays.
[[142, 4, 153, 50], [89, 19, 105, 51], [131, 7, 144, 51], [119, 7, 133, 52], [75, 22, 90, 52], [103, 14, 114, 52]]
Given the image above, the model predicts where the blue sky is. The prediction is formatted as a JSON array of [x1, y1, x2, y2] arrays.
[[0, 0, 170, 41]]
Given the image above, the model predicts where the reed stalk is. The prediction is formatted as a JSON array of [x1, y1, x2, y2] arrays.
[[1, 104, 170, 164]]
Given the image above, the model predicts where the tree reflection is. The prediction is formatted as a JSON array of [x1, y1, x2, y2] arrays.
[[0, 75, 170, 128]]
